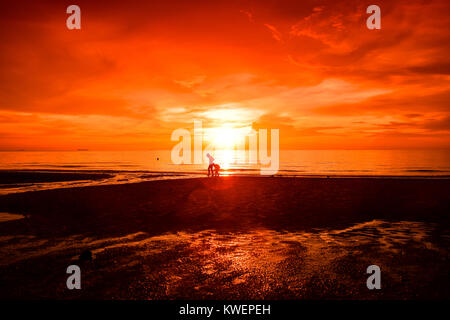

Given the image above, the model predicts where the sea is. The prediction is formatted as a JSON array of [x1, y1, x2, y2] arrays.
[[0, 149, 449, 194]]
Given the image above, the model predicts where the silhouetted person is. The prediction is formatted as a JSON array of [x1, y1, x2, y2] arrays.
[[213, 163, 220, 176], [207, 153, 215, 177]]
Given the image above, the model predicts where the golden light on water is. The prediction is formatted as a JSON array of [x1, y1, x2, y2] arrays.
[[216, 149, 235, 172], [202, 125, 253, 173]]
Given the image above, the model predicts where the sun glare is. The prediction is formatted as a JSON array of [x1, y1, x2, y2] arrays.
[[208, 127, 241, 149], [204, 126, 253, 173]]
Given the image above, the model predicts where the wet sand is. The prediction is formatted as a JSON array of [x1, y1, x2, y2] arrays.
[[0, 176, 448, 299], [0, 170, 113, 185]]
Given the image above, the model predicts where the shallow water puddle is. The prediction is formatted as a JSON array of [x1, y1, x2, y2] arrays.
[[0, 212, 24, 222], [0, 219, 447, 298], [0, 219, 442, 268]]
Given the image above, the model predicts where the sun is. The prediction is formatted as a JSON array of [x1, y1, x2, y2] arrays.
[[202, 125, 252, 172], [207, 126, 242, 150]]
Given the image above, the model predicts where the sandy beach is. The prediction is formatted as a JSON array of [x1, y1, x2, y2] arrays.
[[0, 175, 449, 299]]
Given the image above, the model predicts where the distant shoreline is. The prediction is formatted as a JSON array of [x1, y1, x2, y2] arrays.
[[1, 168, 449, 180], [1, 169, 449, 198]]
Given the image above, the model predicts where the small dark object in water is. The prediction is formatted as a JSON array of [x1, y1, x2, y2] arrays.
[[79, 250, 93, 262]]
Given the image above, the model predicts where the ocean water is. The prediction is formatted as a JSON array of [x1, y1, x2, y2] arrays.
[[0, 149, 449, 177], [0, 150, 449, 177]]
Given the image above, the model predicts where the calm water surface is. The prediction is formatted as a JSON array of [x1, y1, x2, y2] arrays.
[[0, 149, 449, 194], [1, 150, 449, 176]]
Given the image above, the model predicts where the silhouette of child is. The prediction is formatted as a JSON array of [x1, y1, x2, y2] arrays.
[[206, 153, 215, 177], [213, 163, 220, 176]]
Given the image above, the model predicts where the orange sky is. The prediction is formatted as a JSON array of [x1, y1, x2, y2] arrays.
[[0, 0, 449, 150]]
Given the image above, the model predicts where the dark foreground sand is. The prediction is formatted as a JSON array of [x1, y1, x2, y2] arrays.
[[0, 176, 448, 299]]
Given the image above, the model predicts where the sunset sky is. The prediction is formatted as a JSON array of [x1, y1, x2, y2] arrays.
[[0, 0, 449, 150]]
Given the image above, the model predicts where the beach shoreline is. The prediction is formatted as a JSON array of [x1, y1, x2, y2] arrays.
[[1, 168, 449, 194], [0, 176, 448, 299]]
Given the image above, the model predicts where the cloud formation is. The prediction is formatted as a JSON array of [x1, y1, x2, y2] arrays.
[[0, 0, 448, 150]]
